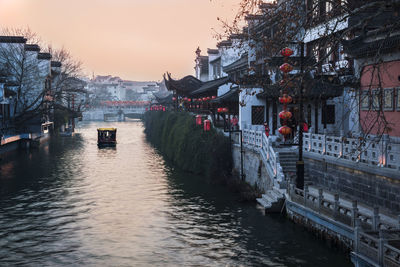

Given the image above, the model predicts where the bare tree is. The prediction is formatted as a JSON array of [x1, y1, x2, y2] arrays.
[[216, 0, 400, 141], [0, 28, 87, 131]]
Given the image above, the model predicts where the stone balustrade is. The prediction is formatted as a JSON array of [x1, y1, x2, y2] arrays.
[[355, 228, 400, 266], [241, 125, 285, 187], [303, 132, 400, 171], [289, 184, 399, 231]]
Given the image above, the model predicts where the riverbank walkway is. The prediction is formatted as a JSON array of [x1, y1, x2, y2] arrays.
[[287, 184, 400, 266]]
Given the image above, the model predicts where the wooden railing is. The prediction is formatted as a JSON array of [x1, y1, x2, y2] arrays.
[[303, 132, 400, 171]]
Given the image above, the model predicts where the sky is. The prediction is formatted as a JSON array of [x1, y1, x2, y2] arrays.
[[0, 0, 242, 81]]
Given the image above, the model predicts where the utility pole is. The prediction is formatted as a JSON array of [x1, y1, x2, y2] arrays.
[[296, 42, 305, 189]]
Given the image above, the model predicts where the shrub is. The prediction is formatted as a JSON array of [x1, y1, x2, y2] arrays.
[[143, 111, 232, 180]]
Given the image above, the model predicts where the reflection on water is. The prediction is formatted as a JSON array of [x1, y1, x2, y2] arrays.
[[0, 121, 352, 266]]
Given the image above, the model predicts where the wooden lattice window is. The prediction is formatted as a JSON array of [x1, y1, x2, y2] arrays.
[[322, 104, 335, 124], [251, 105, 265, 125]]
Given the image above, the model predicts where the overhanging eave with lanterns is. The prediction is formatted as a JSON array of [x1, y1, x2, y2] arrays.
[[190, 76, 230, 97]]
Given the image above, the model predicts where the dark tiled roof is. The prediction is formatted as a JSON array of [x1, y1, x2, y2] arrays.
[[153, 91, 173, 104], [257, 75, 343, 99], [190, 76, 230, 96], [217, 40, 232, 48], [164, 73, 203, 96], [51, 61, 62, 67], [223, 54, 248, 73], [37, 53, 52, 60], [0, 36, 27, 44], [24, 44, 40, 52], [207, 48, 219, 55], [342, 33, 400, 59], [210, 87, 239, 104]]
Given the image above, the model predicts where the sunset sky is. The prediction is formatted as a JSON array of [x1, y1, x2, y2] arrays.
[[0, 0, 242, 81]]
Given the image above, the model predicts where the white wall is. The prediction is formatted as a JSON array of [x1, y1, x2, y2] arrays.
[[239, 87, 265, 129]]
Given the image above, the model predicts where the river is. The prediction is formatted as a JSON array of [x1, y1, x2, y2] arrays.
[[0, 121, 352, 266]]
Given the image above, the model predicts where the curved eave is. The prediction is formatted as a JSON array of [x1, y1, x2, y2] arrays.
[[190, 76, 230, 96], [210, 87, 239, 104], [164, 73, 202, 96]]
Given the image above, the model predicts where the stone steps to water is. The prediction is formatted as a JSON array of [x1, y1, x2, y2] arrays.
[[257, 189, 285, 213]]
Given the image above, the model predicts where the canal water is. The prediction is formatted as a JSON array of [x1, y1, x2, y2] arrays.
[[0, 121, 352, 266]]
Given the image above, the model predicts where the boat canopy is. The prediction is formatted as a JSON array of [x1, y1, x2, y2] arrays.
[[97, 128, 117, 131]]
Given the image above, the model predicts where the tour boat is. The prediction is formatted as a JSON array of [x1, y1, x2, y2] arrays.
[[97, 128, 117, 147]]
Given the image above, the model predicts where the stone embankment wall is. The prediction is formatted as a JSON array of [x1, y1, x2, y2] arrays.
[[305, 153, 400, 215], [231, 145, 273, 194]]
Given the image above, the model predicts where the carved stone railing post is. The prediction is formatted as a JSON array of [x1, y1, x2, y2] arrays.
[[381, 134, 389, 167], [354, 218, 361, 253], [333, 193, 340, 219], [289, 183, 295, 199], [372, 206, 380, 231], [339, 131, 344, 158], [378, 229, 386, 266], [318, 188, 323, 213], [351, 200, 358, 227], [304, 185, 309, 207], [398, 215, 400, 230], [275, 152, 280, 178]]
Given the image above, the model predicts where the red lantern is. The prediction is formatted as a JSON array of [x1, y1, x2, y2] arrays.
[[303, 122, 309, 133], [203, 119, 211, 131], [222, 107, 229, 113], [188, 98, 191, 102], [145, 107, 148, 111], [172, 97, 176, 101], [202, 97, 207, 101], [279, 63, 293, 73], [207, 96, 211, 100], [278, 126, 292, 135], [279, 94, 292, 104], [184, 97, 188, 101], [212, 95, 216, 99], [196, 115, 202, 125], [163, 107, 166, 112], [281, 47, 294, 57], [279, 110, 292, 120]]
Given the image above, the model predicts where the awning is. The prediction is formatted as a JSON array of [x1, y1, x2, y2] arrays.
[[210, 87, 239, 104], [190, 76, 230, 96]]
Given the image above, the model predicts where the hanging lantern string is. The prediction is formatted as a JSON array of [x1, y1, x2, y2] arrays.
[[278, 47, 294, 140]]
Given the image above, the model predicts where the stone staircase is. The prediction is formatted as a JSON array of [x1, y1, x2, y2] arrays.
[[276, 148, 310, 184], [256, 188, 285, 213]]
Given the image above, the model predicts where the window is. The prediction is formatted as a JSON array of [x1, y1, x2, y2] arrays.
[[397, 88, 400, 111], [361, 90, 370, 110], [372, 90, 381, 111], [251, 106, 265, 125], [322, 104, 335, 124], [383, 88, 394, 110]]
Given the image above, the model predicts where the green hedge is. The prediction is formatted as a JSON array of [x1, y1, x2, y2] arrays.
[[143, 111, 232, 180]]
